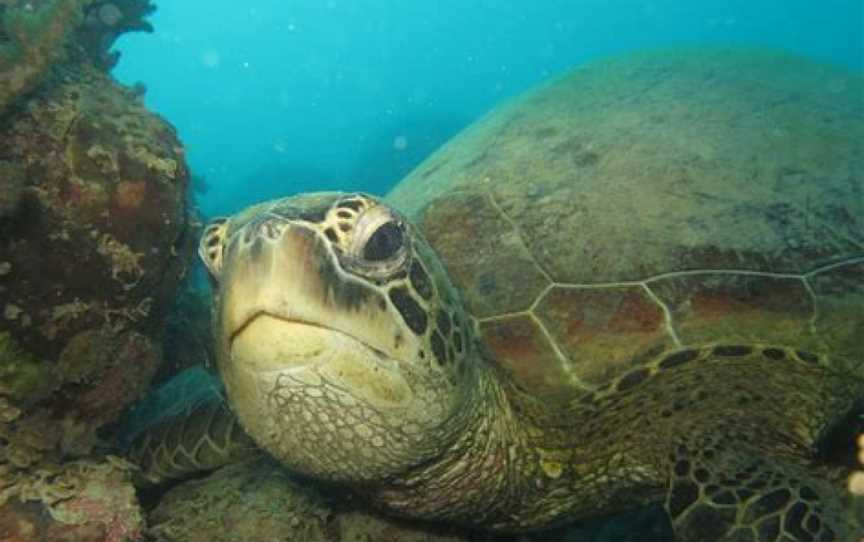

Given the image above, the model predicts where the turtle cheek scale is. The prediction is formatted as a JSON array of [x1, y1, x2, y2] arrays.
[[222, 313, 455, 483]]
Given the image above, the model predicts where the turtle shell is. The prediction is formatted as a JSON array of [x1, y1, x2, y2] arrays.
[[386, 48, 864, 397]]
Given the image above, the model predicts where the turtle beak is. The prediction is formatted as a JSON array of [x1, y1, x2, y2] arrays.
[[216, 219, 412, 371]]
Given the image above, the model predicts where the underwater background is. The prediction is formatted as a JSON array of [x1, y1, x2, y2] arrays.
[[112, 0, 864, 217], [1, 1, 863, 541]]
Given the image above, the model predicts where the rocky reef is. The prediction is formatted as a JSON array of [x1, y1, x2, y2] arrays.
[[0, 0, 154, 113], [146, 456, 487, 542], [0, 1, 194, 539]]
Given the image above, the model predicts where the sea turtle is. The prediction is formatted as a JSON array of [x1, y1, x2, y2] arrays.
[[132, 48, 864, 541]]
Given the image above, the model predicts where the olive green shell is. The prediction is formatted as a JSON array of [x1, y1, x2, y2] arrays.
[[387, 48, 864, 396]]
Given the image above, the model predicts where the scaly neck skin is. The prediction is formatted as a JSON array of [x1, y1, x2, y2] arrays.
[[360, 362, 667, 532], [361, 362, 526, 528], [356, 343, 864, 532]]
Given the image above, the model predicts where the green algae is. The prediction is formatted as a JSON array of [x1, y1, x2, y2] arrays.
[[0, 331, 58, 405]]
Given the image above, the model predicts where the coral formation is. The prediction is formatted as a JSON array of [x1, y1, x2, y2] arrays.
[[76, 0, 155, 69], [0, 1, 190, 538], [0, 60, 192, 355], [0, 0, 91, 115], [0, 0, 155, 114], [0, 456, 142, 542]]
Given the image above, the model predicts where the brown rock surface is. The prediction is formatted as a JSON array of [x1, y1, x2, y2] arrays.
[[147, 457, 480, 542], [0, 59, 193, 431], [0, 8, 192, 540], [0, 457, 143, 542]]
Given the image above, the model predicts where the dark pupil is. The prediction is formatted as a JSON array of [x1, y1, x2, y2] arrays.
[[363, 221, 403, 261]]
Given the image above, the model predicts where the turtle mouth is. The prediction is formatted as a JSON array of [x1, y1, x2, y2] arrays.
[[229, 312, 359, 345], [228, 312, 393, 371]]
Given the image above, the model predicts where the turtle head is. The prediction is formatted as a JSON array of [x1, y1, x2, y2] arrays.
[[200, 192, 475, 482]]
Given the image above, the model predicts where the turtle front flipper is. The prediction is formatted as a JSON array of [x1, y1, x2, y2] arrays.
[[665, 432, 856, 542], [129, 397, 259, 485]]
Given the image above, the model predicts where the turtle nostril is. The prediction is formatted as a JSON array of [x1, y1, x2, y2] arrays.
[[263, 220, 283, 241], [242, 217, 287, 243], [242, 227, 255, 244]]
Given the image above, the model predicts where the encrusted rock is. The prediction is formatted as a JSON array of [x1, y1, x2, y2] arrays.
[[0, 17, 193, 542], [147, 457, 475, 542], [0, 1, 157, 113], [0, 457, 143, 542], [0, 3, 181, 541], [0, 60, 193, 422], [0, 397, 20, 423]]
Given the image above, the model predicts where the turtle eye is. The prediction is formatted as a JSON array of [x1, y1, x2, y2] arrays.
[[362, 221, 405, 262]]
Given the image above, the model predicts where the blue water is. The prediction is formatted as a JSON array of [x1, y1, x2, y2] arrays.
[[112, 0, 864, 217]]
